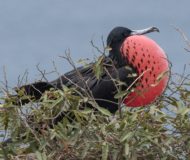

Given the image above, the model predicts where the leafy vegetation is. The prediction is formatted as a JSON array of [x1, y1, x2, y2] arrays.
[[0, 34, 190, 160]]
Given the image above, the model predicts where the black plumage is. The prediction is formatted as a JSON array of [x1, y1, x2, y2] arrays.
[[18, 57, 136, 113]]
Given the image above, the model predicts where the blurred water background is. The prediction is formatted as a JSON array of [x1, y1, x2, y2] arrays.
[[0, 0, 190, 87], [0, 0, 190, 142]]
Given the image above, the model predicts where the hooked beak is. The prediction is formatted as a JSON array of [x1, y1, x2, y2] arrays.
[[130, 27, 159, 36]]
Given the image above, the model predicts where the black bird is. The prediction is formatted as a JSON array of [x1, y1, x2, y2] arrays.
[[13, 26, 166, 114]]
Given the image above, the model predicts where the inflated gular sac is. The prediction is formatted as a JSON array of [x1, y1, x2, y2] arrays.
[[121, 35, 169, 107]]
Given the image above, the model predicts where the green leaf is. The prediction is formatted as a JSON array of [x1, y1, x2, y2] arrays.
[[102, 141, 109, 160], [114, 90, 128, 99], [120, 131, 134, 142], [97, 106, 112, 116], [124, 143, 130, 156], [35, 151, 47, 160], [180, 108, 190, 116], [94, 56, 104, 79], [80, 108, 93, 114], [77, 58, 89, 66]]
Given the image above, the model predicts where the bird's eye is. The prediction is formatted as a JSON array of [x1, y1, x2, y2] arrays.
[[122, 33, 126, 37]]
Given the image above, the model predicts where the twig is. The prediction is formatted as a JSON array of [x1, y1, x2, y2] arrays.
[[36, 64, 49, 82], [17, 70, 29, 87], [90, 40, 105, 55], [173, 26, 190, 52], [59, 51, 93, 98], [167, 64, 187, 98]]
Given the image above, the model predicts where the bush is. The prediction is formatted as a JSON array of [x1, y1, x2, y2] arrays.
[[0, 34, 190, 160]]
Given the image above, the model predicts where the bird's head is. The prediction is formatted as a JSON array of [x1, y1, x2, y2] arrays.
[[107, 26, 159, 51], [107, 26, 159, 66], [107, 27, 132, 48]]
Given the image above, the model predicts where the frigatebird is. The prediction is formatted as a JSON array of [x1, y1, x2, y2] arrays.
[[13, 26, 169, 114]]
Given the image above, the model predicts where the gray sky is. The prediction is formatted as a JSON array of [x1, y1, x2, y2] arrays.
[[0, 0, 190, 87]]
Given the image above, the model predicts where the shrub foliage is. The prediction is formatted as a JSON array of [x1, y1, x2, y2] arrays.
[[0, 43, 190, 160]]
